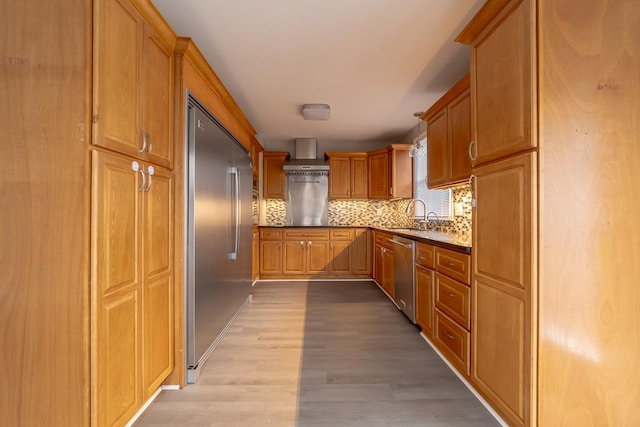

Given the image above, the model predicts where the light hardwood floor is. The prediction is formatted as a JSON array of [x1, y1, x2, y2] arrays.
[[135, 281, 498, 426]]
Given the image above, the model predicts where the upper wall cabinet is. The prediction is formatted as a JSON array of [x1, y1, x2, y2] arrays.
[[263, 151, 289, 199], [326, 152, 368, 199], [422, 74, 471, 188], [461, 0, 535, 166], [93, 0, 175, 169], [367, 145, 413, 199]]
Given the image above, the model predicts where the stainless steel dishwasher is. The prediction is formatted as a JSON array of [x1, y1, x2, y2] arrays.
[[390, 235, 416, 323]]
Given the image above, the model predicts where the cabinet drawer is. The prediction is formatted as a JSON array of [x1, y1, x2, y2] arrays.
[[435, 247, 470, 285], [435, 273, 470, 330], [415, 242, 435, 269], [284, 228, 329, 240], [330, 228, 354, 240], [435, 309, 470, 375], [374, 231, 392, 248], [260, 228, 282, 240]]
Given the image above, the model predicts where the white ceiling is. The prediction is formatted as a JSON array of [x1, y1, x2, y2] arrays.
[[152, 0, 483, 149]]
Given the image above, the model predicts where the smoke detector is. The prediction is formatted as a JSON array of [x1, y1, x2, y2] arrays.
[[302, 104, 330, 120]]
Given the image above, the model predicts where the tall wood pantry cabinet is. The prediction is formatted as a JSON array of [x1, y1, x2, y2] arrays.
[[3, 0, 176, 426], [458, 0, 640, 426]]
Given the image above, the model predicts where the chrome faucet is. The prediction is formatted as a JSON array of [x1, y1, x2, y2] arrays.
[[404, 198, 427, 227]]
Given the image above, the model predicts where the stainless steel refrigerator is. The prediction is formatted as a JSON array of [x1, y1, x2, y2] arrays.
[[186, 98, 253, 383]]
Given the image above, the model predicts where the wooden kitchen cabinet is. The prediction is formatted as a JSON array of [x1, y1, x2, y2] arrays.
[[351, 228, 371, 275], [415, 264, 435, 339], [261, 227, 370, 279], [329, 228, 353, 274], [252, 226, 259, 280], [326, 152, 368, 199], [367, 149, 389, 199], [431, 246, 471, 377], [415, 242, 435, 338], [422, 74, 471, 188], [462, 0, 535, 167], [93, 0, 175, 169], [457, 1, 536, 424], [367, 145, 413, 199], [91, 150, 174, 426], [373, 230, 395, 297], [328, 228, 370, 275], [282, 228, 330, 276], [259, 228, 283, 276], [262, 152, 289, 199], [471, 151, 534, 424]]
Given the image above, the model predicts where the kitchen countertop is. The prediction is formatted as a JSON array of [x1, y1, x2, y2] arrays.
[[375, 226, 471, 254], [258, 224, 471, 253]]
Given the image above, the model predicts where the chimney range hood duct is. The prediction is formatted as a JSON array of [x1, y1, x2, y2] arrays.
[[283, 138, 329, 173]]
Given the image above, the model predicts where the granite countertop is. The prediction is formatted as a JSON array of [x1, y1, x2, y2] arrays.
[[375, 226, 471, 254], [258, 224, 471, 253]]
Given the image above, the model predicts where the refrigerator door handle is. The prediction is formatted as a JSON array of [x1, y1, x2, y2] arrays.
[[228, 166, 239, 260]]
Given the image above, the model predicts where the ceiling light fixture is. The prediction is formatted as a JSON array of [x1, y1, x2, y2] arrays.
[[302, 104, 330, 120]]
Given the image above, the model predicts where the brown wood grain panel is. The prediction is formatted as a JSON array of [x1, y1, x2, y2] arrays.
[[538, 0, 640, 424], [1, 1, 91, 424]]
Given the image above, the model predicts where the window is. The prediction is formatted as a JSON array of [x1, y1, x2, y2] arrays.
[[412, 134, 452, 220]]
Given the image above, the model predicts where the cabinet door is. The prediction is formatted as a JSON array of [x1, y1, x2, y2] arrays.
[[449, 88, 471, 183], [93, 0, 143, 158], [142, 166, 174, 398], [259, 240, 282, 275], [367, 151, 389, 199], [351, 229, 371, 275], [263, 152, 287, 199], [415, 264, 435, 339], [472, 0, 535, 164], [330, 240, 352, 274], [373, 244, 383, 283], [328, 156, 351, 198], [91, 150, 142, 426], [389, 146, 413, 198], [350, 155, 368, 199], [143, 25, 173, 168], [382, 247, 394, 297], [427, 109, 449, 188], [307, 241, 330, 275], [283, 240, 305, 274], [252, 228, 259, 280], [472, 152, 535, 427]]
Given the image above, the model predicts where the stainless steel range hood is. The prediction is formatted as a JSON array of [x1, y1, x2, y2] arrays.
[[282, 138, 329, 172]]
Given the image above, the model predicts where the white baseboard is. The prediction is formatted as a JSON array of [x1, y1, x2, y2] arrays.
[[419, 332, 509, 427]]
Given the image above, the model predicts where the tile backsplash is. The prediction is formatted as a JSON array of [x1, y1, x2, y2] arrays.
[[262, 184, 472, 238]]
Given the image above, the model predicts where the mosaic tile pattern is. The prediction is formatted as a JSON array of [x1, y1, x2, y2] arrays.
[[263, 199, 287, 226], [261, 185, 472, 239]]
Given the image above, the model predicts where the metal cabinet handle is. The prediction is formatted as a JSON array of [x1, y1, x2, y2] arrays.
[[468, 140, 476, 163], [147, 133, 153, 155], [138, 131, 147, 154], [144, 165, 154, 192], [444, 331, 455, 339], [446, 291, 456, 297], [469, 174, 476, 207], [132, 161, 145, 192]]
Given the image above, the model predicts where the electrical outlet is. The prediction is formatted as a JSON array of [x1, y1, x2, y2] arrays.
[[454, 202, 464, 216]]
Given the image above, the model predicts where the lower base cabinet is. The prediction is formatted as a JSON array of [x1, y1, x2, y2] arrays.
[[259, 227, 370, 279], [91, 150, 174, 426], [415, 264, 435, 339]]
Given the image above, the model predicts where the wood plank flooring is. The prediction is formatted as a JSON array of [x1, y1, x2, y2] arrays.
[[135, 281, 499, 426]]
